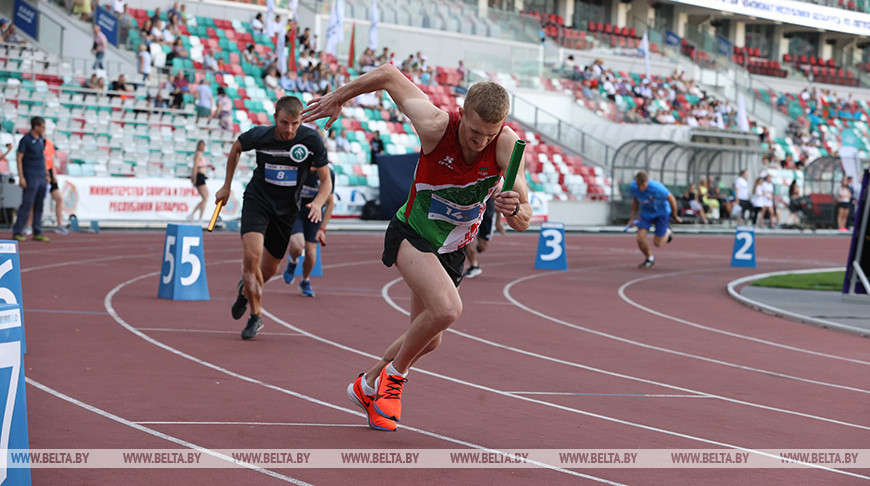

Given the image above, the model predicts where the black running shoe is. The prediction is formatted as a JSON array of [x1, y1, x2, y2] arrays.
[[241, 314, 264, 340], [231, 279, 248, 320], [666, 229, 673, 243], [638, 258, 655, 269]]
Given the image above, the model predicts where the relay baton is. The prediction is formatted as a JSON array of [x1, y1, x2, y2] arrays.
[[502, 139, 526, 192], [206, 200, 224, 232]]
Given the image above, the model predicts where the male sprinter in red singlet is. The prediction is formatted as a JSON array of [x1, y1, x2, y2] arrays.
[[303, 65, 532, 431]]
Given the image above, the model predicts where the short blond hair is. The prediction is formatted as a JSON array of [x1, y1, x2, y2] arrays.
[[635, 171, 649, 184], [463, 81, 510, 123]]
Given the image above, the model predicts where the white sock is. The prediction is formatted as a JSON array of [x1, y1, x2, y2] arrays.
[[361, 375, 376, 396], [647, 255, 655, 262], [385, 362, 407, 378]]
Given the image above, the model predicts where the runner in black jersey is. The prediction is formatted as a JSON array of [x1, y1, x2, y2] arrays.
[[214, 96, 332, 340]]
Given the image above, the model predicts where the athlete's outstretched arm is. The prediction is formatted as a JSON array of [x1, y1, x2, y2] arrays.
[[302, 64, 447, 151], [215, 140, 242, 206]]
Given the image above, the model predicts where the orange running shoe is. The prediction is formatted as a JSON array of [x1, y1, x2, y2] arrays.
[[373, 367, 407, 421], [347, 374, 397, 431]]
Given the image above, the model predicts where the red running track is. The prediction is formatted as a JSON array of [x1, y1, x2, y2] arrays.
[[20, 230, 870, 485]]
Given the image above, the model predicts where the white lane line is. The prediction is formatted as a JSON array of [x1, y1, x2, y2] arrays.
[[265, 283, 870, 480], [618, 270, 870, 364], [508, 392, 711, 398], [381, 277, 870, 431], [108, 272, 616, 484], [25, 378, 310, 485], [502, 271, 870, 395], [136, 328, 305, 336], [135, 421, 365, 427]]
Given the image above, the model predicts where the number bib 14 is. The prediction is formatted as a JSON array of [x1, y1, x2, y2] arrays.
[[428, 194, 481, 226]]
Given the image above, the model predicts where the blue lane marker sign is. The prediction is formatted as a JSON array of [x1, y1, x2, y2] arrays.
[[731, 225, 757, 268], [158, 224, 210, 300], [294, 245, 323, 277], [535, 222, 568, 270], [0, 241, 32, 485]]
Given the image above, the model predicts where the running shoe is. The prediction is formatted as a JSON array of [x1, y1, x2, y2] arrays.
[[54, 226, 70, 235], [300, 279, 314, 297], [12, 234, 25, 242], [463, 266, 482, 278], [231, 279, 248, 320], [283, 259, 297, 284], [241, 314, 263, 340], [638, 258, 655, 269], [373, 366, 407, 421], [347, 373, 397, 431], [666, 229, 673, 243], [33, 234, 50, 242]]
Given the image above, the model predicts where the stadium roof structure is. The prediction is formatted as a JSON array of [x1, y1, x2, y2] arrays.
[[608, 130, 766, 222], [804, 156, 870, 195]]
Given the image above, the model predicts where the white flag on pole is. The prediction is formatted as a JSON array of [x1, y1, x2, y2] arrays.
[[639, 31, 651, 80], [288, 0, 299, 19], [325, 0, 345, 56], [369, 0, 378, 50], [276, 26, 287, 75], [737, 92, 750, 132]]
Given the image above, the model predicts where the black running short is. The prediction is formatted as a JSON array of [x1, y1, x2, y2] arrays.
[[382, 217, 466, 288], [240, 195, 295, 260], [291, 203, 322, 243], [195, 173, 207, 187], [48, 168, 59, 192]]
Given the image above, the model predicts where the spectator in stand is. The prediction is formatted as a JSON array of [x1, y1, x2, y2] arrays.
[[400, 54, 415, 73], [179, 4, 189, 24], [95, 76, 106, 93], [169, 85, 184, 109], [203, 48, 218, 71], [836, 176, 855, 231], [172, 70, 189, 92], [72, 0, 93, 21], [195, 81, 213, 120], [112, 0, 125, 15], [683, 184, 708, 224], [376, 47, 390, 65], [296, 71, 316, 93], [750, 176, 766, 227], [297, 49, 313, 72], [150, 7, 162, 27], [251, 13, 265, 34], [109, 74, 132, 97], [359, 48, 377, 73], [243, 44, 263, 68], [213, 87, 233, 131], [263, 66, 280, 90], [140, 18, 156, 44], [280, 70, 299, 92], [369, 130, 384, 164], [298, 27, 313, 51], [82, 73, 100, 90], [138, 43, 152, 82], [698, 176, 720, 221], [168, 37, 188, 63], [150, 19, 165, 44], [267, 14, 283, 38], [118, 5, 134, 47], [153, 91, 168, 108], [326, 129, 350, 153], [167, 2, 181, 21], [92, 24, 107, 70], [166, 12, 181, 36], [161, 19, 175, 44]]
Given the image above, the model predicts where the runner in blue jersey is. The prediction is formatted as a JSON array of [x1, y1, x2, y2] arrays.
[[627, 171, 682, 268], [283, 165, 335, 297]]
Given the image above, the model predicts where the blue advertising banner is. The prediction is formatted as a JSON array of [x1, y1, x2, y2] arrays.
[[665, 30, 681, 47], [95, 4, 119, 47], [716, 35, 731, 56], [13, 0, 38, 39]]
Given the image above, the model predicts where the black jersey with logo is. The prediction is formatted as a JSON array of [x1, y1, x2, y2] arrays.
[[238, 124, 328, 217]]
